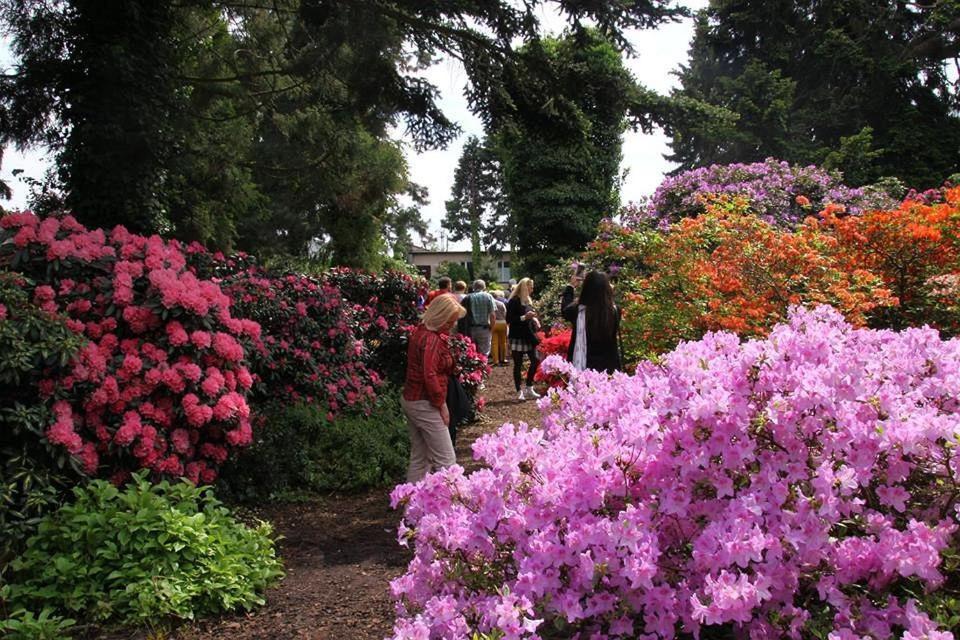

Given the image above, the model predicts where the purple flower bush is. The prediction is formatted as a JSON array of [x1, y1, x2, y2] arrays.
[[634, 159, 898, 228], [389, 306, 959, 639]]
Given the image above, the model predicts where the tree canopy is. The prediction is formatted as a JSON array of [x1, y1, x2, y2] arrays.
[[443, 136, 510, 278], [0, 0, 689, 267], [669, 0, 960, 188], [490, 30, 635, 280]]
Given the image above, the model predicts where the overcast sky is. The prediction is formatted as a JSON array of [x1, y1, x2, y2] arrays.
[[0, 1, 707, 250]]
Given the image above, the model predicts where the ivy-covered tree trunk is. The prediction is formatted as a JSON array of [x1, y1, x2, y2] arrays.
[[492, 30, 631, 281], [60, 0, 181, 234]]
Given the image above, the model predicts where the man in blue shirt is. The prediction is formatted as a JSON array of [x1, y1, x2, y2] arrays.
[[462, 279, 496, 357]]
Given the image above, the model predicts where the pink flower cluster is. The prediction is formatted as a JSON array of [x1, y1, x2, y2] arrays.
[[218, 268, 381, 418], [1, 212, 258, 483], [390, 306, 959, 638], [447, 332, 491, 396]]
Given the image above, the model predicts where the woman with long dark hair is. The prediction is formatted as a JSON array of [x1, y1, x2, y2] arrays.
[[562, 271, 621, 373]]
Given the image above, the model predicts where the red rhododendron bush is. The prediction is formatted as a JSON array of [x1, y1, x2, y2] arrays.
[[323, 267, 428, 386], [0, 212, 384, 483], [0, 213, 260, 483], [215, 269, 381, 418], [389, 307, 960, 639]]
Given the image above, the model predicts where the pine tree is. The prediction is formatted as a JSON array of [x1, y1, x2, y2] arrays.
[[671, 0, 960, 188]]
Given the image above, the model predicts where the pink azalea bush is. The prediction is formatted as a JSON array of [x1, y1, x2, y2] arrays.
[[389, 306, 959, 638], [0, 212, 259, 483]]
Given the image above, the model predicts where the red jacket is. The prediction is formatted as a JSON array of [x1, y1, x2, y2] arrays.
[[403, 325, 454, 408]]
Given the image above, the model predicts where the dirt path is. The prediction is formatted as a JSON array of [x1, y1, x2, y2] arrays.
[[177, 364, 542, 640]]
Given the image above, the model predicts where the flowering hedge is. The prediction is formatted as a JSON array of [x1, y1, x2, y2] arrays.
[[615, 198, 895, 359], [217, 270, 381, 419], [821, 186, 960, 334], [323, 267, 427, 385], [634, 158, 897, 228], [0, 271, 87, 562], [389, 306, 959, 639], [0, 213, 262, 483]]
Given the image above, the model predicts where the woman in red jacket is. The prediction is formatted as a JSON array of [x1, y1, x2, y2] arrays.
[[401, 293, 466, 482]]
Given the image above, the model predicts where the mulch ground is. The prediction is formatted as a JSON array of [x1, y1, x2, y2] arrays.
[[175, 364, 542, 640]]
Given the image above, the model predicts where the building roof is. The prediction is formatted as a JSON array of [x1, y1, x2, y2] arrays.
[[408, 247, 511, 256]]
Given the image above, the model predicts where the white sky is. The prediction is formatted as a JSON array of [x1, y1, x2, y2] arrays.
[[0, 2, 707, 250]]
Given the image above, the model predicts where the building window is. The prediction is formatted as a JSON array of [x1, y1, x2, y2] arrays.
[[498, 260, 511, 282]]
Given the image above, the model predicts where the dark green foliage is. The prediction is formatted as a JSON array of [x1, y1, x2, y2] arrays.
[[670, 0, 960, 188], [217, 389, 409, 501], [0, 273, 85, 572], [444, 136, 512, 275], [305, 394, 410, 492], [437, 261, 471, 286], [492, 30, 634, 280], [3, 472, 283, 626]]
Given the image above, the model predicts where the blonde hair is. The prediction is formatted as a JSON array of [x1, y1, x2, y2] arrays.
[[421, 293, 465, 331], [509, 278, 534, 306]]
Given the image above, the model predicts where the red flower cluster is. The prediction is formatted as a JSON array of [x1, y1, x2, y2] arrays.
[[323, 268, 428, 385], [447, 332, 491, 397], [532, 328, 572, 388], [1, 213, 258, 483], [217, 269, 382, 420]]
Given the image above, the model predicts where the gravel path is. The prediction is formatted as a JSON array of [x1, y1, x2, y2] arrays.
[[176, 364, 542, 640]]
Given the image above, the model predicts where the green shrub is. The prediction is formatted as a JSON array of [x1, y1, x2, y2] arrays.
[[3, 473, 283, 627], [0, 272, 86, 571], [218, 388, 409, 500], [306, 390, 409, 492], [0, 605, 75, 639]]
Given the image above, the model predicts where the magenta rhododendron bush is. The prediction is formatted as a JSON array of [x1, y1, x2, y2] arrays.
[[0, 212, 260, 483], [389, 307, 959, 639], [217, 269, 381, 417]]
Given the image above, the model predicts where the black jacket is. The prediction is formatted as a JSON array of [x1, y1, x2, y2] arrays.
[[505, 297, 536, 342], [562, 302, 622, 374]]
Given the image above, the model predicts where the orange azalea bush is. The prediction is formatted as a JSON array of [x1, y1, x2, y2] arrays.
[[619, 197, 896, 358], [820, 186, 960, 333]]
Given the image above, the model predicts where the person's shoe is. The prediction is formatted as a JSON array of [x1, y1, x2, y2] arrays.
[[517, 389, 526, 401], [524, 386, 541, 399]]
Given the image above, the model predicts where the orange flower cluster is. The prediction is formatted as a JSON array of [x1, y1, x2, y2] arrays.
[[819, 187, 960, 330], [620, 197, 897, 357]]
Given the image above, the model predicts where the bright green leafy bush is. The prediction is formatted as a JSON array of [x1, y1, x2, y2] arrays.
[[0, 605, 75, 639], [4, 473, 283, 626]]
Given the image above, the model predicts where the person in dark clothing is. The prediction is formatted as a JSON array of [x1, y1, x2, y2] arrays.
[[560, 264, 585, 317], [505, 278, 541, 400], [562, 271, 622, 374]]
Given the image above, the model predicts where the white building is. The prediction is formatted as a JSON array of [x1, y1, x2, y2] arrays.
[[407, 248, 512, 287]]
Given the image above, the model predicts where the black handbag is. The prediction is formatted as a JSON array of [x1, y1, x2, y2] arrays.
[[445, 375, 474, 444]]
